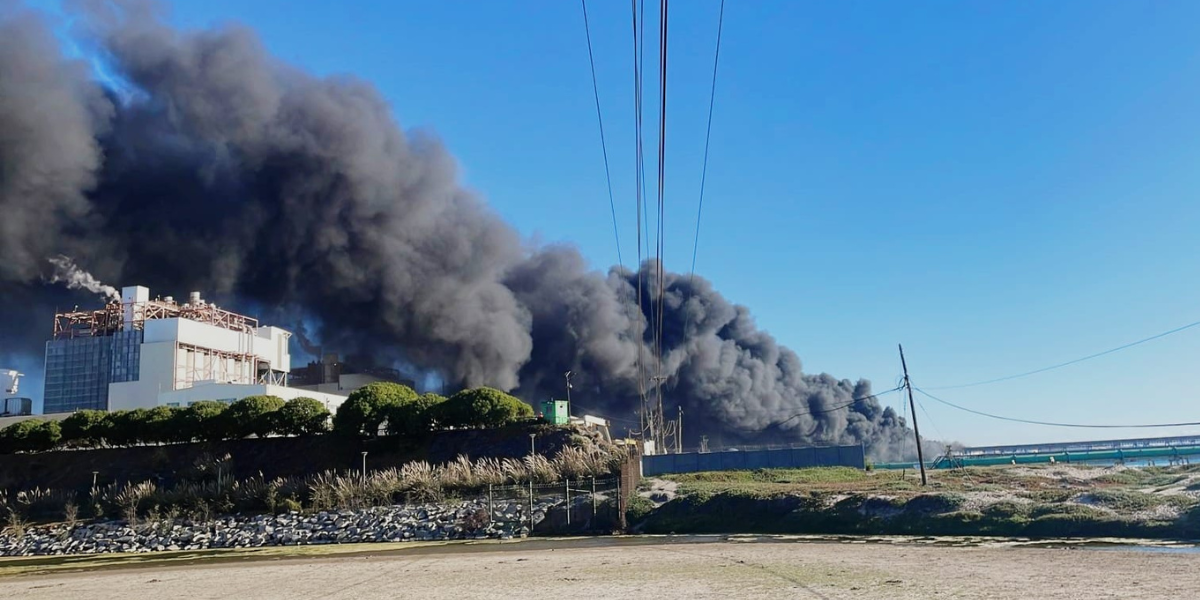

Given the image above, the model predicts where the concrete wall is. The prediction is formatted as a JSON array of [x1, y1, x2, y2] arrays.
[[641, 444, 866, 476], [156, 383, 346, 413], [144, 319, 290, 375]]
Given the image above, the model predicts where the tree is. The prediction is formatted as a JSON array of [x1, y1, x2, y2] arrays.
[[142, 406, 181, 444], [0, 419, 61, 453], [386, 392, 446, 436], [105, 409, 148, 447], [224, 395, 286, 438], [439, 387, 534, 429], [60, 410, 111, 447], [178, 401, 231, 442], [275, 397, 332, 436], [333, 382, 418, 437]]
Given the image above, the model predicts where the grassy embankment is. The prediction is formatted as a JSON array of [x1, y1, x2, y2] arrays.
[[631, 464, 1200, 539]]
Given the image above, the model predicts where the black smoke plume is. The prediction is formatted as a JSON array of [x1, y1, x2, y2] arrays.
[[0, 0, 913, 458]]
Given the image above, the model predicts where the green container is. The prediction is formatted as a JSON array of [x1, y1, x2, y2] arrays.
[[540, 399, 570, 425]]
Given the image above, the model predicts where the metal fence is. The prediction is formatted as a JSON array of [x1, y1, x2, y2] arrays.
[[481, 477, 623, 535], [641, 444, 866, 476]]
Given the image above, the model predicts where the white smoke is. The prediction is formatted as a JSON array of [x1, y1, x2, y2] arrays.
[[45, 255, 119, 300]]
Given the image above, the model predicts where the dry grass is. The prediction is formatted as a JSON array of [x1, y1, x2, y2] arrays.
[[0, 445, 631, 527]]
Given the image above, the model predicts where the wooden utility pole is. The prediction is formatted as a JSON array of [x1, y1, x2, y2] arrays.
[[898, 344, 928, 486]]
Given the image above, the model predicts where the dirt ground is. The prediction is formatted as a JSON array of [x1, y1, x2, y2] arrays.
[[0, 538, 1196, 599]]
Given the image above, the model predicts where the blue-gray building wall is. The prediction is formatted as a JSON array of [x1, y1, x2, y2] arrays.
[[641, 444, 866, 476], [42, 331, 143, 414]]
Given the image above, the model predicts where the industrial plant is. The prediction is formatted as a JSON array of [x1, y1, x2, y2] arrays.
[[39, 286, 349, 415]]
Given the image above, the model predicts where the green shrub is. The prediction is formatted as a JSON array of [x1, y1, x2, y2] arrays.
[[386, 392, 445, 436], [104, 410, 147, 447], [178, 401, 231, 442], [224, 395, 286, 438], [1093, 471, 1144, 485], [333, 382, 418, 437], [626, 494, 656, 523], [1028, 502, 1108, 519], [1025, 512, 1118, 537], [1084, 490, 1166, 513], [60, 410, 111, 448], [438, 387, 534, 429], [142, 406, 181, 444], [982, 501, 1030, 519], [0, 419, 61, 453], [902, 493, 965, 515], [276, 397, 332, 436]]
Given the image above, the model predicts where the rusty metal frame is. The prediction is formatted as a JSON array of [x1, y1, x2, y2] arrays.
[[52, 298, 259, 340], [174, 342, 259, 388]]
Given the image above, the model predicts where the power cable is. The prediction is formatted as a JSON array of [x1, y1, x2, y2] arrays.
[[580, 0, 623, 268], [913, 396, 948, 444], [926, 318, 1200, 390], [688, 0, 725, 284], [914, 386, 1200, 429], [772, 386, 902, 429], [638, 0, 651, 263]]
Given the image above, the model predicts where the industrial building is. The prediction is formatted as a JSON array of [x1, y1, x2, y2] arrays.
[[42, 286, 347, 414], [290, 353, 416, 394]]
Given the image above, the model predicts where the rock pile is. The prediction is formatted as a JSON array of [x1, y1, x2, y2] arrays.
[[0, 497, 567, 557]]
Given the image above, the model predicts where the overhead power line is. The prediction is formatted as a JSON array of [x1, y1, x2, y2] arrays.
[[926, 318, 1200, 390], [688, 0, 726, 283], [914, 387, 1200, 429], [649, 0, 670, 452], [580, 0, 623, 267], [775, 385, 905, 427], [631, 0, 649, 438]]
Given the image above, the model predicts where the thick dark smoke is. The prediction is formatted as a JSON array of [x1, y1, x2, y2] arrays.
[[0, 1, 914, 458]]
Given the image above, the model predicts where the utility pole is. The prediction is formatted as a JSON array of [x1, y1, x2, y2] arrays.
[[650, 375, 668, 453], [564, 370, 574, 417], [898, 344, 927, 486], [677, 406, 683, 454]]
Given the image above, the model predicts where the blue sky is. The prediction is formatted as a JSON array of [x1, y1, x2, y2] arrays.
[[25, 0, 1200, 445]]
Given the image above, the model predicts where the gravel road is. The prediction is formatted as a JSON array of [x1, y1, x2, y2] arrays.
[[1, 538, 1196, 599]]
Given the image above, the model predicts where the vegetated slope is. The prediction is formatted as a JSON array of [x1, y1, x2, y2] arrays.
[[631, 465, 1200, 539], [0, 424, 582, 492]]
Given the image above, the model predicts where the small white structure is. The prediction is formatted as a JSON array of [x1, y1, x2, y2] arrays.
[[1, 369, 32, 416], [2, 369, 20, 396]]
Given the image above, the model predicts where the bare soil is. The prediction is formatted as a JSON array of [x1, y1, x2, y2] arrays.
[[0, 537, 1195, 599]]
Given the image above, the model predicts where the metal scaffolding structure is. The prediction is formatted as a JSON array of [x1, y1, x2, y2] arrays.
[[174, 342, 259, 388], [53, 296, 259, 340]]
